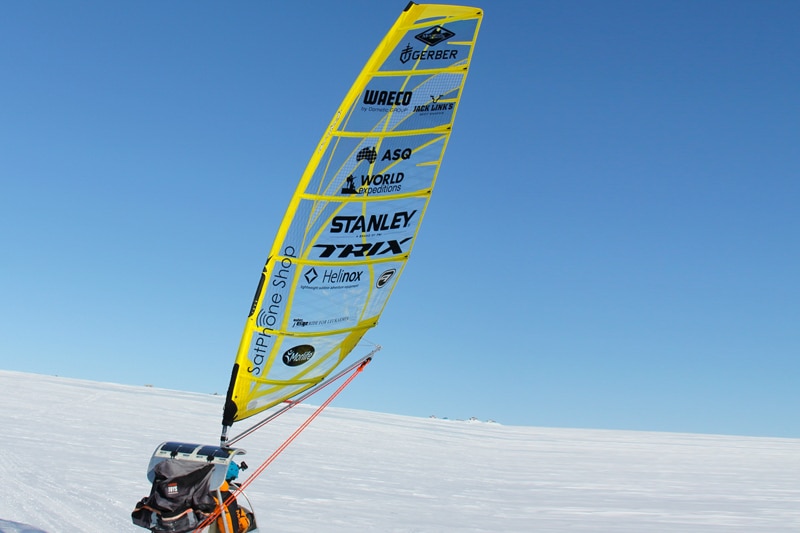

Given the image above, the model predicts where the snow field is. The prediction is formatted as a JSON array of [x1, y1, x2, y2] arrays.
[[0, 371, 798, 532]]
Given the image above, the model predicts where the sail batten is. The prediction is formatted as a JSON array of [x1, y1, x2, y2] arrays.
[[222, 3, 482, 428]]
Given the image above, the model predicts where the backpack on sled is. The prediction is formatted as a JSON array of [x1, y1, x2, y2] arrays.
[[132, 442, 259, 533]]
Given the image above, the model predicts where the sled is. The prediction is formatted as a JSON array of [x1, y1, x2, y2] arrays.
[[133, 442, 259, 533]]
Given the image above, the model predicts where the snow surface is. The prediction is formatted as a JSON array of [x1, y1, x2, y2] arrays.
[[0, 370, 798, 532]]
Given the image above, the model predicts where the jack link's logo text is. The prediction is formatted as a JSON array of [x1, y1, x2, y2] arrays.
[[414, 94, 454, 113]]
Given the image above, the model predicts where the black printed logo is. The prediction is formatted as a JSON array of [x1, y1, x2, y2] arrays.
[[376, 269, 396, 288], [282, 344, 315, 367], [414, 25, 455, 46]]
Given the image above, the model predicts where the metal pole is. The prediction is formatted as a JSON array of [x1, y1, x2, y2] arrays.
[[215, 489, 232, 533], [225, 346, 380, 446]]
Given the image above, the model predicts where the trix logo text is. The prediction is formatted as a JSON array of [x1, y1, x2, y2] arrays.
[[313, 238, 412, 259]]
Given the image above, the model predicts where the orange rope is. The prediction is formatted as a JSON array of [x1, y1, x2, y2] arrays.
[[193, 358, 370, 532]]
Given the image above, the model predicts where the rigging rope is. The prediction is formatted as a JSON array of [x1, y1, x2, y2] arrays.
[[225, 345, 380, 446], [193, 357, 371, 532]]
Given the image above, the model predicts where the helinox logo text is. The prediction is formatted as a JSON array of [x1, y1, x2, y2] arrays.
[[305, 267, 363, 284]]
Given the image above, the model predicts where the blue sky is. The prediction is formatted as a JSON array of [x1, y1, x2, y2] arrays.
[[1, 1, 798, 438]]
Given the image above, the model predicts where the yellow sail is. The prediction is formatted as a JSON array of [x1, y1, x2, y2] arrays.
[[222, 3, 483, 427]]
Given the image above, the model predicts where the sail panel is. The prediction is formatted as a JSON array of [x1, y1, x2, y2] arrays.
[[280, 196, 426, 262], [346, 72, 465, 133], [286, 258, 407, 335], [223, 3, 482, 426], [378, 13, 479, 72], [304, 133, 446, 198]]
